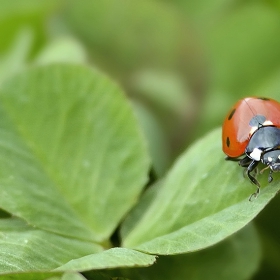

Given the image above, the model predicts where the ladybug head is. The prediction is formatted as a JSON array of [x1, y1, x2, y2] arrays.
[[261, 150, 280, 172], [248, 114, 274, 137]]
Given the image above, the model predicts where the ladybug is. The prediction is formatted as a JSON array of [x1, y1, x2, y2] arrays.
[[222, 97, 280, 200]]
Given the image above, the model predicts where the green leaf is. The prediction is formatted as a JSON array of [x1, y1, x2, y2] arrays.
[[61, 272, 87, 280], [0, 64, 149, 242], [34, 37, 87, 65], [56, 248, 156, 272], [254, 193, 280, 277], [132, 101, 170, 176], [0, 273, 58, 280], [120, 224, 261, 280], [0, 272, 86, 280], [121, 128, 280, 254], [0, 218, 101, 274]]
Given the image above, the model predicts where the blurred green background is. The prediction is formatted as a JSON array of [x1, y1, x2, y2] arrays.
[[1, 0, 280, 278]]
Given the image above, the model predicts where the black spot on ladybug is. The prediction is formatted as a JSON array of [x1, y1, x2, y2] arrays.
[[249, 114, 266, 127], [226, 136, 230, 147], [257, 97, 270, 101], [228, 108, 236, 120]]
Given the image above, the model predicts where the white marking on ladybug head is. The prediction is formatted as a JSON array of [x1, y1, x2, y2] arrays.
[[278, 155, 280, 160], [250, 148, 262, 161], [249, 120, 273, 137], [263, 120, 273, 126], [268, 156, 273, 162], [249, 126, 258, 136]]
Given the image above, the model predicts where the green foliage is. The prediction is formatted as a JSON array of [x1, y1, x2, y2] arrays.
[[0, 64, 149, 243], [0, 1, 280, 279], [119, 224, 261, 280], [121, 129, 280, 254]]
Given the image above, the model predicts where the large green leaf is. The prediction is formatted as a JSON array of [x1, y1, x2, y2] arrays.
[[132, 101, 170, 176], [120, 224, 261, 280], [0, 64, 149, 243], [56, 248, 156, 272], [60, 273, 87, 280], [0, 273, 58, 280], [121, 128, 280, 254], [0, 271, 87, 280], [0, 218, 101, 274], [0, 218, 155, 275]]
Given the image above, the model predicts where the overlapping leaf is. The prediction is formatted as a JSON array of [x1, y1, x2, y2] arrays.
[[122, 128, 280, 254], [0, 218, 101, 274], [0, 63, 152, 274], [56, 248, 156, 272], [0, 63, 149, 244], [121, 224, 261, 280]]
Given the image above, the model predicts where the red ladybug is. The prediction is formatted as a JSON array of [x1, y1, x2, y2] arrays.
[[222, 97, 280, 200]]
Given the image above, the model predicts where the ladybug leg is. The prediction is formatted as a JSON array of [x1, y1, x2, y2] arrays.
[[242, 167, 258, 179], [238, 155, 252, 167], [238, 156, 258, 179], [259, 165, 269, 174], [246, 160, 260, 201], [268, 170, 274, 183], [260, 166, 274, 183]]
